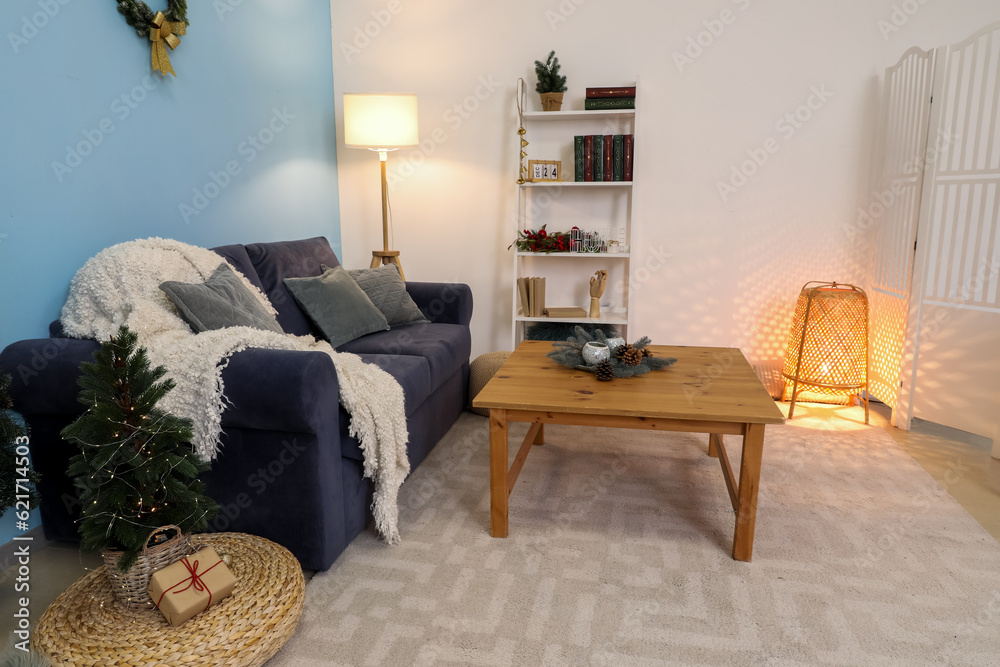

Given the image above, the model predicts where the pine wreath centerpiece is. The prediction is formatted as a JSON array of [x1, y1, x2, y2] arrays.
[[116, 0, 189, 77], [1, 372, 40, 517], [61, 325, 218, 573], [547, 326, 677, 381]]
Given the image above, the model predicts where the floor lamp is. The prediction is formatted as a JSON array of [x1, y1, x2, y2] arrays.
[[781, 281, 870, 423], [343, 93, 419, 279]]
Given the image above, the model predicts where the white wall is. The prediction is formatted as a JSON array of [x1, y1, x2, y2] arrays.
[[330, 0, 1000, 362]]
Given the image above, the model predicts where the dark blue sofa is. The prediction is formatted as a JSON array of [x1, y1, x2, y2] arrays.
[[0, 237, 473, 571]]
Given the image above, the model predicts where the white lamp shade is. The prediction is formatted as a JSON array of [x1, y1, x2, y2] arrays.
[[343, 93, 419, 149]]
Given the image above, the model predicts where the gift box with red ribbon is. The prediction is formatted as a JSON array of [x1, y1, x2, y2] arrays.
[[147, 546, 237, 626]]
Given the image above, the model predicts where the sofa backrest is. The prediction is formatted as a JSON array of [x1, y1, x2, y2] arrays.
[[210, 243, 268, 293], [211, 237, 341, 337]]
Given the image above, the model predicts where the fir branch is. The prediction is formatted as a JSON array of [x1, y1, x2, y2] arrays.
[[116, 0, 155, 37], [1, 372, 41, 514], [166, 0, 189, 25], [115, 0, 189, 38]]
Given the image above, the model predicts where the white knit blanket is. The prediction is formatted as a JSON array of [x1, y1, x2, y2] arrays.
[[60, 238, 410, 543]]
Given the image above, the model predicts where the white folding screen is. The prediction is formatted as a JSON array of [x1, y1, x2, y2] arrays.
[[885, 22, 1000, 457], [867, 47, 935, 413]]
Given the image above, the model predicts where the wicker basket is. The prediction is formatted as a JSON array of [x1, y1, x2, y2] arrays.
[[102, 524, 194, 611], [34, 533, 304, 667]]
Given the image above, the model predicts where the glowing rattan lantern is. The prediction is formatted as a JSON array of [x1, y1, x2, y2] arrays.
[[782, 282, 870, 423]]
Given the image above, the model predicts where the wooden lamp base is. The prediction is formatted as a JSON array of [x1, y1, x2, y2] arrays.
[[371, 250, 405, 279]]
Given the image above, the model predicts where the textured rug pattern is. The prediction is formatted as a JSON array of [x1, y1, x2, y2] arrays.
[[270, 412, 1000, 666]]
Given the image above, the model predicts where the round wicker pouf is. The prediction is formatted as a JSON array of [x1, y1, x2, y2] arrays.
[[469, 350, 512, 416], [33, 533, 304, 667]]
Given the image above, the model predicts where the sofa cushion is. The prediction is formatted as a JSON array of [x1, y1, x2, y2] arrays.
[[284, 266, 389, 348], [335, 322, 471, 391], [337, 352, 432, 462], [359, 353, 432, 416], [210, 244, 267, 294], [343, 265, 428, 326], [161, 264, 283, 334], [243, 237, 341, 336]]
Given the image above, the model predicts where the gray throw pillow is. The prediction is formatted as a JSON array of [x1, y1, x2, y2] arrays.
[[160, 264, 283, 334], [284, 265, 389, 347], [341, 264, 429, 326]]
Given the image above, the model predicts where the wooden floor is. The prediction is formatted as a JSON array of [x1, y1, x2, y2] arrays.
[[782, 400, 1000, 539]]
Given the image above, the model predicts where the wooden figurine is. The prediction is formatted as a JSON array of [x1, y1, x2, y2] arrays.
[[589, 270, 607, 318]]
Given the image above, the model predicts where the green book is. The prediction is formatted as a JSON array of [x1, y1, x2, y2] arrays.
[[584, 97, 635, 110], [574, 136, 585, 182], [612, 135, 625, 181], [592, 135, 604, 182]]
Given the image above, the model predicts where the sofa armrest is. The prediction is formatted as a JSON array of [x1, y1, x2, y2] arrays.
[[220, 347, 341, 433], [0, 338, 101, 416], [204, 347, 347, 571], [406, 282, 473, 326]]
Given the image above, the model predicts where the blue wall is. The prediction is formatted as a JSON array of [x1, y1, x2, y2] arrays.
[[0, 0, 341, 351], [0, 1, 340, 544]]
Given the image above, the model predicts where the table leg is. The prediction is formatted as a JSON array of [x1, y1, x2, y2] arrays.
[[733, 422, 765, 562], [708, 433, 719, 457], [533, 423, 545, 445], [490, 408, 509, 537]]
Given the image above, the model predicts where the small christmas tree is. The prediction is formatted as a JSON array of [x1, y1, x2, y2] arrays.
[[62, 325, 218, 572], [1, 371, 40, 516], [534, 50, 568, 94]]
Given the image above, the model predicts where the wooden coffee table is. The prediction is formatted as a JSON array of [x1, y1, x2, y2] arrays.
[[472, 341, 785, 562]]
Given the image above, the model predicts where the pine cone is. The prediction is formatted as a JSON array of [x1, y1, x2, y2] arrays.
[[641, 347, 652, 358], [594, 361, 615, 381], [614, 343, 633, 360], [620, 347, 643, 366]]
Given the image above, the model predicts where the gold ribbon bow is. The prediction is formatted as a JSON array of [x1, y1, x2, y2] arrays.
[[149, 11, 185, 77]]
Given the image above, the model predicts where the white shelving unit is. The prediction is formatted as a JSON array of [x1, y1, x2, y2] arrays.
[[511, 80, 639, 347]]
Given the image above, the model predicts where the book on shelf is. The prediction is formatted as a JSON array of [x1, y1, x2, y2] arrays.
[[574, 135, 585, 182], [613, 134, 625, 181], [623, 134, 634, 181], [592, 135, 604, 182], [586, 86, 636, 99], [532, 277, 546, 316], [517, 277, 530, 315], [574, 134, 634, 182], [603, 135, 613, 181], [544, 307, 588, 318], [518, 277, 547, 317], [584, 97, 635, 110]]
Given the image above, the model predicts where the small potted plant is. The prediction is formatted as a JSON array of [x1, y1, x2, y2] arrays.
[[534, 50, 567, 111]]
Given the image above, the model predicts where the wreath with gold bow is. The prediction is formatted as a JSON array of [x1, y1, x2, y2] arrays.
[[116, 0, 189, 77]]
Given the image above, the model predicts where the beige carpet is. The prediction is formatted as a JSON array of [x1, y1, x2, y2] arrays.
[[269, 410, 1000, 666]]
